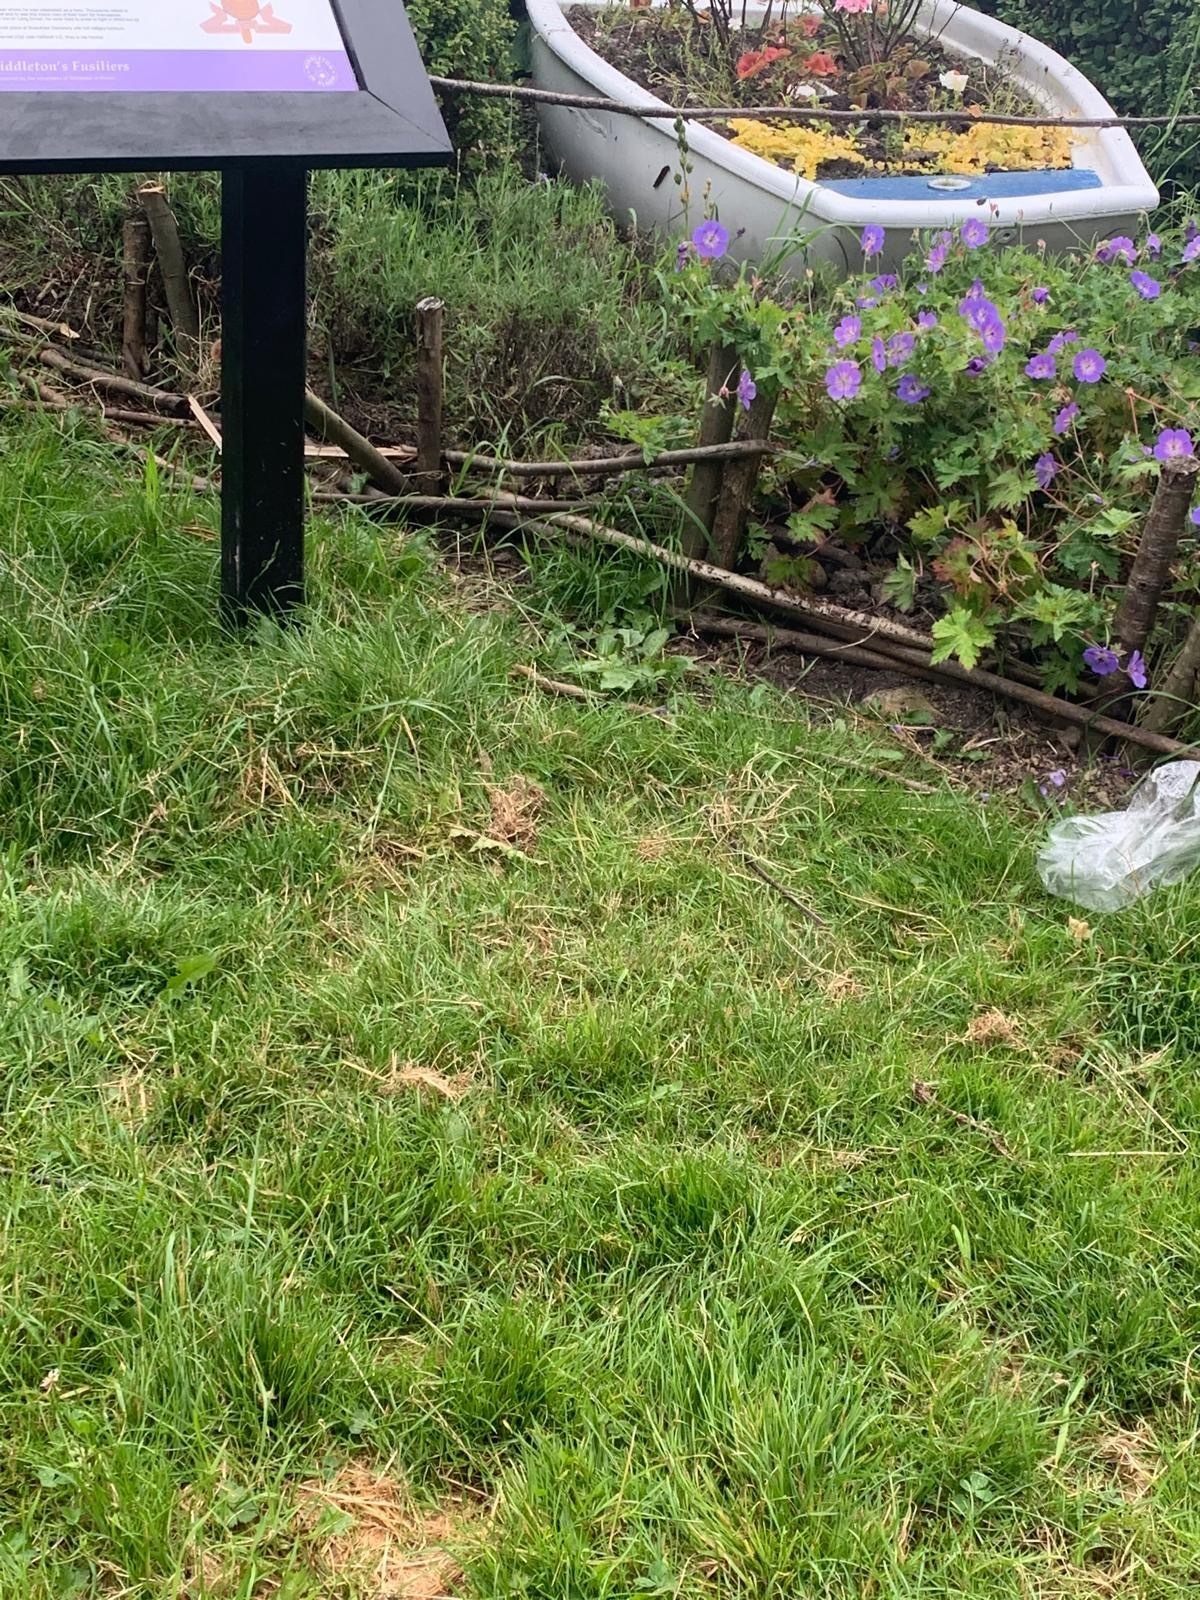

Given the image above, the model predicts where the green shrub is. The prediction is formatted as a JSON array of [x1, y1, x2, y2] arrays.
[[973, 0, 1200, 190], [405, 0, 518, 161]]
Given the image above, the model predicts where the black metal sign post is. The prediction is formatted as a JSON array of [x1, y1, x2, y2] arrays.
[[220, 164, 308, 623], [0, 0, 451, 624]]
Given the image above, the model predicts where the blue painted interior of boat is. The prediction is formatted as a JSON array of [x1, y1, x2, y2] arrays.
[[822, 169, 1104, 200]]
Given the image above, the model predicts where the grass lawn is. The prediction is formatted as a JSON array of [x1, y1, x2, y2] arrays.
[[1, 416, 1199, 1598]]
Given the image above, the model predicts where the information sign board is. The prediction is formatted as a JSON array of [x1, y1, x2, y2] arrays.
[[0, 0, 358, 94], [0, 0, 451, 620]]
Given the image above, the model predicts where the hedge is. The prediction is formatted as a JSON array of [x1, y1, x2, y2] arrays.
[[972, 0, 1200, 191], [406, 0, 518, 161]]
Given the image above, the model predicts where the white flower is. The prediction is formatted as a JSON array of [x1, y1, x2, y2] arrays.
[[939, 69, 969, 94]]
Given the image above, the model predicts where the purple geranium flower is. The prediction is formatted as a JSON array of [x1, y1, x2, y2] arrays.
[[1130, 270, 1161, 300], [1053, 402, 1080, 436], [917, 310, 939, 329], [1025, 353, 1056, 380], [1128, 650, 1148, 690], [691, 220, 729, 261], [833, 314, 861, 348], [965, 354, 994, 375], [1155, 428, 1194, 461], [1031, 286, 1050, 304], [871, 336, 887, 374], [1183, 236, 1200, 265], [926, 241, 949, 275], [674, 242, 690, 272], [861, 224, 886, 257], [981, 319, 1007, 355], [737, 369, 757, 411], [887, 331, 915, 367], [961, 296, 999, 332], [1073, 348, 1107, 384], [857, 294, 879, 309], [825, 360, 862, 401], [1035, 452, 1059, 489], [1146, 233, 1162, 258], [871, 273, 899, 293], [1046, 329, 1078, 356], [896, 374, 931, 405], [1096, 235, 1136, 264], [960, 217, 989, 249], [1083, 644, 1120, 677], [1192, 506, 1200, 527]]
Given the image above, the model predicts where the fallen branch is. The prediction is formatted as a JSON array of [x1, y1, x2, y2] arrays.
[[501, 504, 1199, 759], [316, 489, 586, 515], [303, 390, 411, 497], [1, 307, 80, 341], [681, 610, 950, 685], [735, 842, 826, 926], [912, 1080, 1014, 1159], [512, 663, 594, 700], [817, 753, 942, 796], [447, 438, 780, 480], [430, 74, 1200, 130], [37, 347, 187, 414]]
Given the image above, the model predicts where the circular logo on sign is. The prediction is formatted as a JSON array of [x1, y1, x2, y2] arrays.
[[304, 54, 338, 87]]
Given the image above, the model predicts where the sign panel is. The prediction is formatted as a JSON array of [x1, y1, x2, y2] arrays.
[[0, 0, 357, 93]]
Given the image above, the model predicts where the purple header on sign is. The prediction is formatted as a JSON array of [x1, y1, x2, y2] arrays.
[[0, 49, 357, 93]]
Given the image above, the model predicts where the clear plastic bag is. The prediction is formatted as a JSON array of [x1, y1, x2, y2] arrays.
[[1037, 761, 1200, 912]]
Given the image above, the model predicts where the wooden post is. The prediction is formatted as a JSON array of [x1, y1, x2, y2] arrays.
[[120, 216, 151, 379], [414, 296, 445, 491], [681, 341, 737, 562], [709, 384, 779, 571], [1113, 455, 1200, 655], [138, 181, 201, 351]]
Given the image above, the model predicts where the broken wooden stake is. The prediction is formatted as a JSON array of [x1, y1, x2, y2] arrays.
[[414, 296, 445, 492]]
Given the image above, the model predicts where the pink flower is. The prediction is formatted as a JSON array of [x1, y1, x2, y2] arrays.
[[803, 49, 839, 74], [834, 0, 872, 10]]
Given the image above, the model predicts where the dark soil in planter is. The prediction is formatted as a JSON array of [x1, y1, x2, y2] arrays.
[[568, 5, 1069, 181]]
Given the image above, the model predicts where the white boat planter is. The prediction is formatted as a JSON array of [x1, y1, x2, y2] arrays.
[[526, 0, 1159, 274]]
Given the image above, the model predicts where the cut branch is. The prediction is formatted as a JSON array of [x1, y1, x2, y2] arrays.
[[681, 341, 737, 564], [1140, 610, 1200, 736], [38, 347, 187, 413], [481, 501, 1197, 759], [121, 216, 151, 379], [137, 182, 200, 348], [1113, 455, 1200, 655], [303, 389, 410, 497], [415, 296, 445, 492], [710, 383, 778, 571]]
